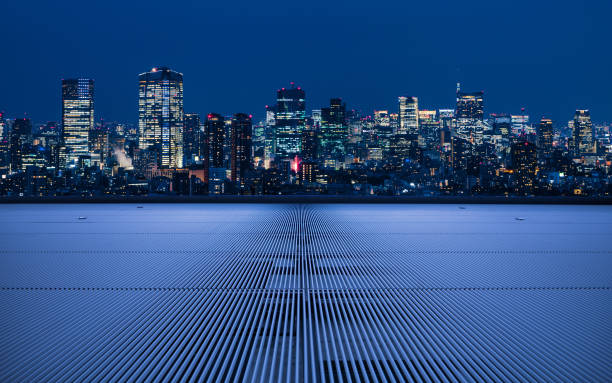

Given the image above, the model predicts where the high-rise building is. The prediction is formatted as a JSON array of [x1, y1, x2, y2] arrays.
[[511, 114, 530, 135], [206, 113, 225, 168], [537, 118, 554, 163], [320, 98, 347, 158], [88, 124, 108, 169], [230, 113, 252, 187], [264, 105, 276, 166], [491, 113, 511, 137], [456, 91, 484, 121], [62, 78, 94, 167], [419, 110, 439, 150], [572, 110, 594, 156], [138, 67, 184, 168], [274, 85, 305, 158], [183, 113, 201, 166], [10, 118, 32, 172], [511, 139, 537, 195], [398, 96, 419, 135], [301, 128, 318, 161], [394, 97, 420, 161], [451, 135, 470, 171], [438, 109, 455, 132]]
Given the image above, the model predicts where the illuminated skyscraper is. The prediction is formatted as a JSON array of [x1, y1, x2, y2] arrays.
[[206, 113, 225, 168], [456, 91, 484, 121], [10, 118, 32, 172], [491, 113, 511, 137], [263, 105, 276, 166], [301, 128, 318, 161], [537, 118, 554, 163], [230, 113, 252, 187], [511, 139, 537, 195], [138, 67, 184, 168], [511, 114, 530, 135], [274, 85, 305, 158], [62, 78, 94, 167], [320, 98, 347, 158], [394, 97, 419, 162], [418, 110, 439, 150], [398, 96, 419, 135], [572, 110, 594, 156], [183, 113, 201, 166]]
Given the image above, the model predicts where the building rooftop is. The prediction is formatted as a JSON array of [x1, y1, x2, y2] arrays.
[[0, 203, 610, 381]]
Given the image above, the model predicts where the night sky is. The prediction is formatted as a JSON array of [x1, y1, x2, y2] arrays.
[[2, 0, 610, 124]]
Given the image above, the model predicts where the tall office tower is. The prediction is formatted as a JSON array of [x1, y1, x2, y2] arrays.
[[373, 110, 392, 146], [264, 105, 276, 167], [456, 91, 484, 121], [62, 78, 94, 167], [301, 128, 318, 161], [223, 118, 233, 168], [491, 113, 511, 137], [88, 125, 109, 169], [206, 113, 225, 168], [451, 136, 470, 171], [511, 114, 530, 135], [419, 110, 439, 150], [183, 113, 201, 166], [572, 110, 594, 156], [511, 140, 537, 195], [438, 109, 455, 131], [537, 118, 554, 163], [274, 84, 306, 158], [251, 121, 266, 164], [320, 98, 347, 158], [10, 118, 32, 172], [398, 96, 419, 135], [138, 67, 184, 168], [230, 113, 252, 187]]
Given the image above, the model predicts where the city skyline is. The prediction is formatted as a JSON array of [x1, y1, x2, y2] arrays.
[[0, 71, 608, 128], [2, 1, 611, 124]]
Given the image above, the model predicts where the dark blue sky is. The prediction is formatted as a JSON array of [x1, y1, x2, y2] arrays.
[[2, 0, 610, 124]]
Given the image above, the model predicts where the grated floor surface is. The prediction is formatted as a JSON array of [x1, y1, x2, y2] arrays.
[[0, 204, 611, 382]]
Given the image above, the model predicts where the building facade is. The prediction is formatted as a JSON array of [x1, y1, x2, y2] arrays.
[[206, 113, 225, 169], [320, 98, 347, 158], [274, 85, 306, 158], [572, 110, 593, 156], [230, 113, 252, 187], [138, 67, 184, 168], [398, 96, 419, 135], [183, 113, 201, 166], [62, 78, 94, 167]]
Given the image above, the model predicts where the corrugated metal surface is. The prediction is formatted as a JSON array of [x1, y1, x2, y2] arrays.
[[1, 204, 610, 382]]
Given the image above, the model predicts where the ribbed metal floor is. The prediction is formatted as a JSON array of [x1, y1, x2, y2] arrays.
[[1, 204, 611, 382]]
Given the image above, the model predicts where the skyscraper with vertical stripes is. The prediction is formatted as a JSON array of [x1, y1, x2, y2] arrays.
[[138, 67, 184, 168], [62, 78, 94, 167], [274, 85, 306, 158], [230, 113, 252, 188]]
